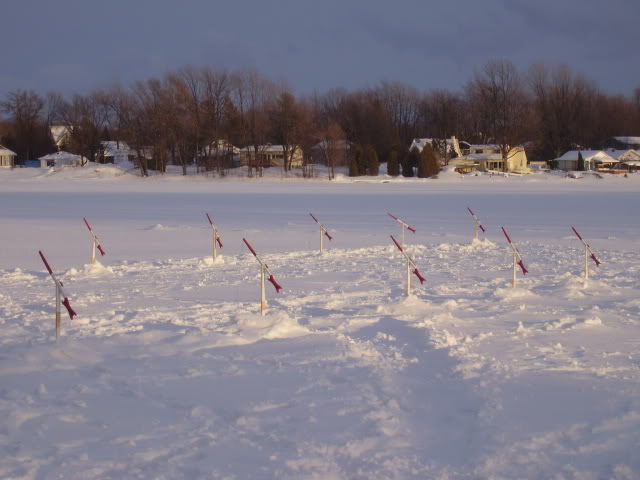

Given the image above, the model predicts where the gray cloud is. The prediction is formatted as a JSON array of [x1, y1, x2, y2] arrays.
[[1, 0, 638, 98]]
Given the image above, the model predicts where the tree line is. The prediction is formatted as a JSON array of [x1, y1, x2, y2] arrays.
[[1, 59, 639, 178]]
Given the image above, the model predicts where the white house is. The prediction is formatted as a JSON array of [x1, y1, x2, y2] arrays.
[[552, 150, 616, 171], [38, 151, 84, 167], [101, 141, 135, 164], [239, 144, 304, 168], [0, 145, 16, 168]]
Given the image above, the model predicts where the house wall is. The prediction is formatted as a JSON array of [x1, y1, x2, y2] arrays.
[[0, 154, 15, 167]]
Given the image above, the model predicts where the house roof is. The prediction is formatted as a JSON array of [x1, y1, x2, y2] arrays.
[[0, 144, 16, 156], [612, 136, 640, 146], [101, 141, 131, 155], [312, 139, 353, 150], [409, 138, 471, 153], [39, 151, 84, 163], [50, 125, 71, 146], [554, 150, 616, 163], [605, 149, 640, 161]]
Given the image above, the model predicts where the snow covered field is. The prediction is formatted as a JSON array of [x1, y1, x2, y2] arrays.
[[1, 166, 639, 479]]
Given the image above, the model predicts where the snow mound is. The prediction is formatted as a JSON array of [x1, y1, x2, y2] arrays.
[[198, 256, 225, 267], [494, 287, 537, 300], [376, 295, 435, 317], [4, 268, 38, 282], [66, 262, 116, 278], [234, 311, 310, 340]]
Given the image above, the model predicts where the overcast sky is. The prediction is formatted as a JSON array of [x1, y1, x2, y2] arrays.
[[1, 0, 638, 98]]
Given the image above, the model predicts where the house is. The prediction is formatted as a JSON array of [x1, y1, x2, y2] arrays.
[[239, 144, 304, 168], [449, 145, 532, 174], [101, 141, 135, 164], [310, 139, 353, 166], [552, 150, 616, 171], [38, 151, 84, 167], [0, 145, 16, 168], [604, 136, 640, 150]]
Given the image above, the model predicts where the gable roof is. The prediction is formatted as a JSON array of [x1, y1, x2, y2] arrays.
[[605, 148, 640, 161], [554, 150, 616, 163], [0, 144, 16, 156]]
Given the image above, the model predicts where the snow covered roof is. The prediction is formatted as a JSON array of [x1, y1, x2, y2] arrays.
[[554, 150, 616, 163], [468, 144, 500, 151], [39, 151, 84, 164], [605, 149, 640, 161], [612, 136, 640, 146], [409, 138, 470, 153], [0, 144, 16, 156], [312, 140, 353, 150], [241, 145, 301, 153], [101, 141, 131, 155], [50, 125, 71, 146]]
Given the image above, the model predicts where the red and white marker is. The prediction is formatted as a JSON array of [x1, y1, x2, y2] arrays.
[[243, 238, 282, 315], [390, 235, 426, 296], [206, 213, 223, 261], [572, 227, 601, 280], [83, 217, 105, 264], [310, 213, 333, 253], [501, 227, 528, 287], [467, 207, 486, 242], [388, 213, 416, 248], [39, 250, 77, 341]]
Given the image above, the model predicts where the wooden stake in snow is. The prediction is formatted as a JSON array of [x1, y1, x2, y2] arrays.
[[309, 213, 333, 253], [206, 213, 223, 261], [38, 250, 77, 341], [83, 217, 105, 264], [572, 227, 602, 280], [388, 213, 416, 248], [501, 227, 528, 288], [467, 207, 486, 242], [243, 238, 282, 315], [390, 235, 426, 296]]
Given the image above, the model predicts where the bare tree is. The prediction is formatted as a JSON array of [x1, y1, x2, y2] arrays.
[[1, 90, 53, 162], [466, 60, 530, 172]]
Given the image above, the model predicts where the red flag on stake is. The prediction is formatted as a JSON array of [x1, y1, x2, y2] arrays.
[[390, 235, 426, 295]]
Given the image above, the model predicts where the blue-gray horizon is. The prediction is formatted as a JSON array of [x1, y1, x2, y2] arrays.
[[1, 0, 639, 98]]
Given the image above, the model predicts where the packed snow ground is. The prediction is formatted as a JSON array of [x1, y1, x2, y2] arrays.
[[1, 165, 639, 479]]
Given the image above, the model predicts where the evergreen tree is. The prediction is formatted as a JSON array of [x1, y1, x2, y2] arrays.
[[354, 144, 366, 176], [387, 150, 400, 176], [364, 144, 379, 176], [403, 147, 419, 177], [349, 154, 360, 177], [577, 151, 585, 171], [417, 146, 429, 178], [424, 143, 441, 177]]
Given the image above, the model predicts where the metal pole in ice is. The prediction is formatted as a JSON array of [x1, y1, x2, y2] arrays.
[[390, 235, 426, 296], [310, 213, 333, 254], [206, 213, 223, 261], [467, 207, 486, 242], [243, 238, 282, 315], [39, 250, 77, 340], [388, 213, 416, 249], [83, 218, 105, 265], [571, 227, 601, 281], [501, 227, 528, 288]]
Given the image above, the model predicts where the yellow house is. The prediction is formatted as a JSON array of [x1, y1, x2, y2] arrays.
[[450, 145, 531, 174]]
